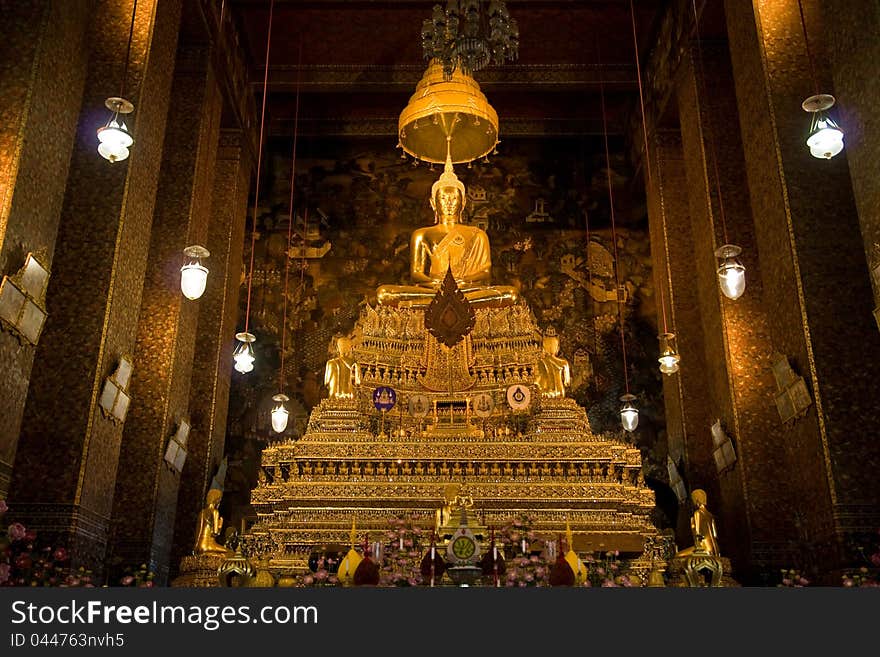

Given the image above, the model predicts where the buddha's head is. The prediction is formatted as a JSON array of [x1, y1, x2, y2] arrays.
[[691, 488, 707, 507], [543, 327, 560, 355], [206, 488, 222, 508], [336, 336, 352, 356], [430, 157, 466, 222]]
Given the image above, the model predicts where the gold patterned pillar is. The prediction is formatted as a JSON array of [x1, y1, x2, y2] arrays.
[[169, 129, 250, 577], [676, 39, 796, 577], [8, 0, 183, 575], [0, 1, 91, 497], [109, 42, 223, 584], [821, 0, 880, 318], [724, 0, 880, 576]]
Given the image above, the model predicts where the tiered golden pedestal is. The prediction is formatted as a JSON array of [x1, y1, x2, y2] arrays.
[[247, 304, 659, 572]]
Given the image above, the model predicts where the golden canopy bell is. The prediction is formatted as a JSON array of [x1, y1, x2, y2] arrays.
[[398, 61, 499, 164]]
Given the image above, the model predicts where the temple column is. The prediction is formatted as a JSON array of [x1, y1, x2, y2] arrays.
[[0, 1, 92, 497], [821, 0, 880, 322], [109, 42, 223, 584], [169, 129, 250, 577], [676, 40, 794, 578], [8, 0, 183, 575], [645, 129, 721, 549], [724, 0, 880, 577]]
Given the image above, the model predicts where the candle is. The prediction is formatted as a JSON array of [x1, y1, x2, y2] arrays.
[[399, 536, 404, 551], [521, 538, 527, 554]]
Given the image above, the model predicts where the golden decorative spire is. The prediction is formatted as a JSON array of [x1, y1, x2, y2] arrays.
[[430, 142, 466, 204]]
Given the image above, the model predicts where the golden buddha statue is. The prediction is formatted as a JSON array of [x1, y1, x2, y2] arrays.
[[376, 154, 518, 309], [324, 336, 360, 399], [194, 489, 233, 557], [535, 328, 571, 398], [676, 489, 720, 557]]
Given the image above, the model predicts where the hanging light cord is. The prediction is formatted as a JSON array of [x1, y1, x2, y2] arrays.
[[691, 0, 729, 244], [120, 0, 139, 99], [598, 41, 630, 395], [244, 0, 275, 336], [796, 0, 820, 97], [279, 38, 304, 394], [630, 0, 669, 334]]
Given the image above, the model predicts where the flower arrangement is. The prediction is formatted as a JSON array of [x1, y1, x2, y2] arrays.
[[296, 557, 340, 587], [499, 514, 548, 587], [378, 515, 425, 586], [842, 529, 880, 587], [581, 551, 634, 587], [776, 568, 810, 587], [119, 564, 156, 587], [1, 499, 93, 587]]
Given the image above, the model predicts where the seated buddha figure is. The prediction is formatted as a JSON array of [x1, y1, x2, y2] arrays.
[[534, 328, 571, 398], [376, 156, 518, 309]]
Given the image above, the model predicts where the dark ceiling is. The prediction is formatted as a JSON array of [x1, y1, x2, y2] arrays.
[[226, 0, 678, 139]]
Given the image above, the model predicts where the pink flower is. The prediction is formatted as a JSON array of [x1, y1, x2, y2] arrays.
[[870, 553, 880, 568], [843, 577, 854, 587], [14, 554, 31, 570], [315, 570, 328, 581], [0, 499, 7, 514], [7, 522, 26, 541], [121, 576, 135, 586], [53, 547, 68, 562], [142, 581, 154, 588], [302, 575, 314, 586], [0, 563, 10, 584]]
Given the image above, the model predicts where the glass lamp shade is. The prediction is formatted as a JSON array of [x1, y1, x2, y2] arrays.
[[803, 94, 844, 160], [658, 333, 680, 376], [180, 263, 208, 300], [97, 98, 135, 163], [97, 122, 133, 162], [180, 246, 210, 300], [271, 394, 290, 433], [806, 121, 844, 159], [620, 394, 639, 432], [233, 331, 256, 373], [715, 244, 746, 300]]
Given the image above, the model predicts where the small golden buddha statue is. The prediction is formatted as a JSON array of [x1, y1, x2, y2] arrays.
[[194, 489, 233, 557], [676, 489, 720, 557], [324, 336, 360, 399], [534, 328, 571, 398], [376, 154, 518, 309]]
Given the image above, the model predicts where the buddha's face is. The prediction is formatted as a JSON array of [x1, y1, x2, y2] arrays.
[[543, 336, 559, 355], [337, 337, 351, 355], [435, 186, 462, 219]]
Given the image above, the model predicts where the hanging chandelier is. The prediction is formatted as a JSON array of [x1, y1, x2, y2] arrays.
[[421, 0, 519, 80]]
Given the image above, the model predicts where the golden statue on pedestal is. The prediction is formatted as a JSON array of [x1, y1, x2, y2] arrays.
[[676, 489, 720, 557], [324, 336, 360, 399], [376, 153, 518, 309], [194, 489, 232, 557], [535, 328, 571, 398]]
